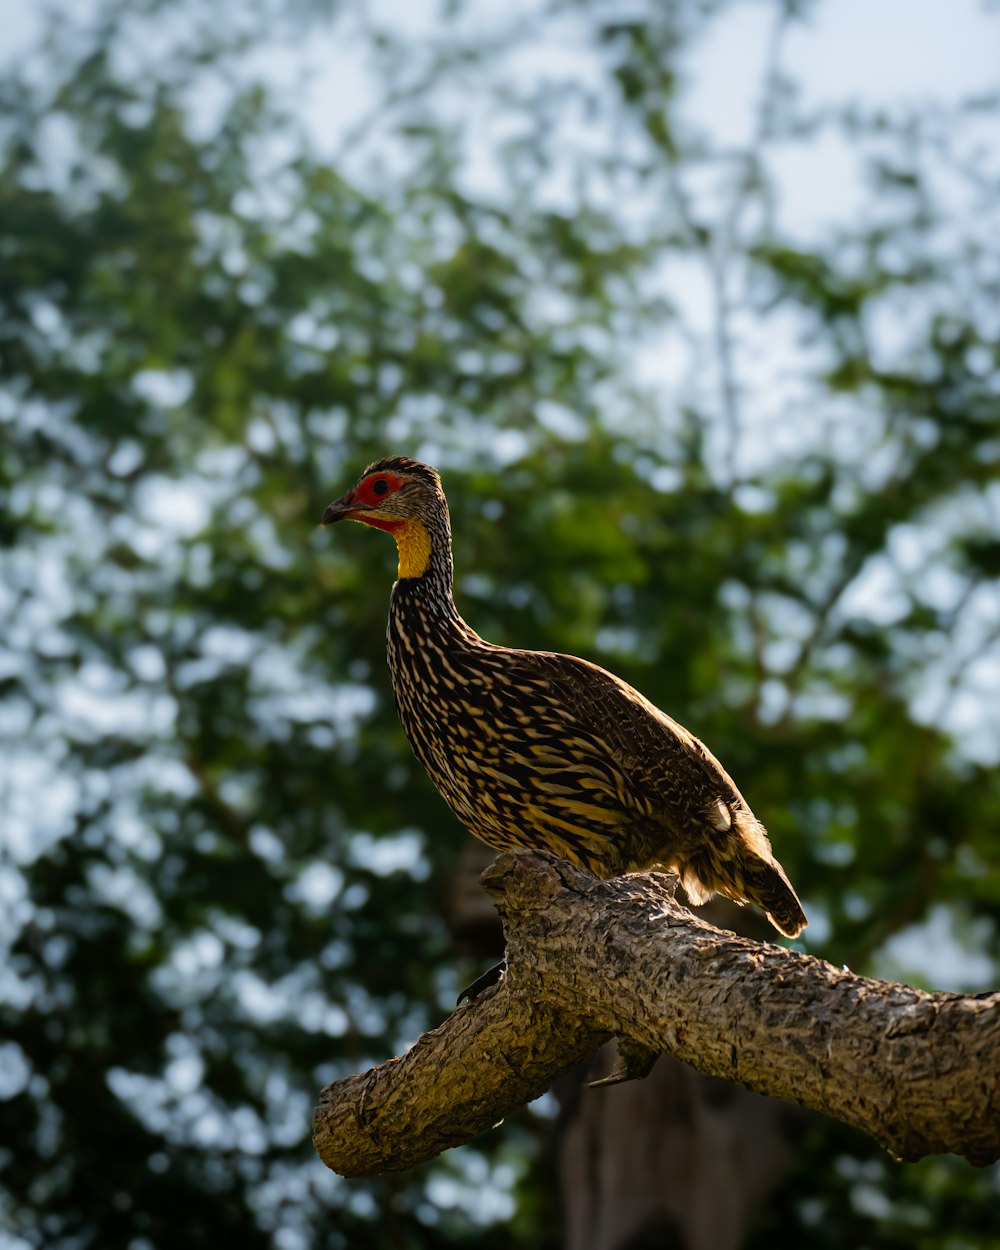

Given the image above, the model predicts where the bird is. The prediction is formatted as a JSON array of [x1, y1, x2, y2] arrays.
[[322, 456, 807, 942]]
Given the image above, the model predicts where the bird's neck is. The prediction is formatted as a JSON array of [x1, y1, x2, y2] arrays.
[[387, 514, 455, 605], [386, 513, 485, 658]]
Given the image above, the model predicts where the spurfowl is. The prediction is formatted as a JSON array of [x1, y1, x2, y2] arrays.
[[323, 456, 806, 940]]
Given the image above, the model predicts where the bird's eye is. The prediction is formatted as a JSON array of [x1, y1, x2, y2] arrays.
[[372, 479, 390, 496]]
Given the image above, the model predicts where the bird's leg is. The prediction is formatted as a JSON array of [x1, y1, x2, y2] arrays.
[[456, 960, 506, 1005], [589, 1037, 659, 1087]]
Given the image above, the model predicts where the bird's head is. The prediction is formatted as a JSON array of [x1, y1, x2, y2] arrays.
[[321, 456, 450, 580]]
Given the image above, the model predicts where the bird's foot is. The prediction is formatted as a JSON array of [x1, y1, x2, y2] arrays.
[[589, 1037, 659, 1087], [457, 960, 506, 1005]]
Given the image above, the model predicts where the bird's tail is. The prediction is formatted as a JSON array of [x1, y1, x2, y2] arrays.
[[741, 855, 807, 938], [678, 816, 807, 938]]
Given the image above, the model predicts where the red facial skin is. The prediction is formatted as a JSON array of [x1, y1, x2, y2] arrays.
[[343, 472, 405, 532]]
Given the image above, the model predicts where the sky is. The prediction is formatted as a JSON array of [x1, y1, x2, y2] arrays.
[[4, 1, 999, 166], [3, 1, 996, 269]]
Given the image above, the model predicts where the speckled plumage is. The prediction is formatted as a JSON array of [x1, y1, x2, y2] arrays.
[[323, 456, 806, 938]]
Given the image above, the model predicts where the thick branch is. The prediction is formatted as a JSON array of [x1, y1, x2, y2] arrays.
[[314, 851, 1000, 1176]]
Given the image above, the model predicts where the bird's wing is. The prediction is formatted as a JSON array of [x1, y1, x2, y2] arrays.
[[473, 645, 803, 935], [496, 647, 748, 826]]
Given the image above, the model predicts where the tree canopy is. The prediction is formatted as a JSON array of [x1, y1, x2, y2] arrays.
[[1, 2, 998, 1247]]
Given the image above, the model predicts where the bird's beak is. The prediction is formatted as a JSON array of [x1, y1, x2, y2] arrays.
[[321, 496, 365, 525]]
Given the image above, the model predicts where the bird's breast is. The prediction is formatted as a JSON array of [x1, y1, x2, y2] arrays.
[[385, 590, 657, 874]]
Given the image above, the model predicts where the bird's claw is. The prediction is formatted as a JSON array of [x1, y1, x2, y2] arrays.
[[589, 1038, 659, 1087], [457, 960, 506, 1005]]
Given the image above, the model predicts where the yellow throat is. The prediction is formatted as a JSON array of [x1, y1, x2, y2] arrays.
[[393, 517, 433, 579]]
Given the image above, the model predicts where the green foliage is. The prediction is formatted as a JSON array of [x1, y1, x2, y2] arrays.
[[0, 2, 998, 1248]]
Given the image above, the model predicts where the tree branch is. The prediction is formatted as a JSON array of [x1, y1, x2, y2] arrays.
[[313, 851, 1000, 1176]]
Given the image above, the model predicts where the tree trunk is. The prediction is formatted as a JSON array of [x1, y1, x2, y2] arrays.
[[557, 974, 796, 1250]]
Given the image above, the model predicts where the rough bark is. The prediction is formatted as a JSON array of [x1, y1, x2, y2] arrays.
[[313, 850, 1000, 1177]]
